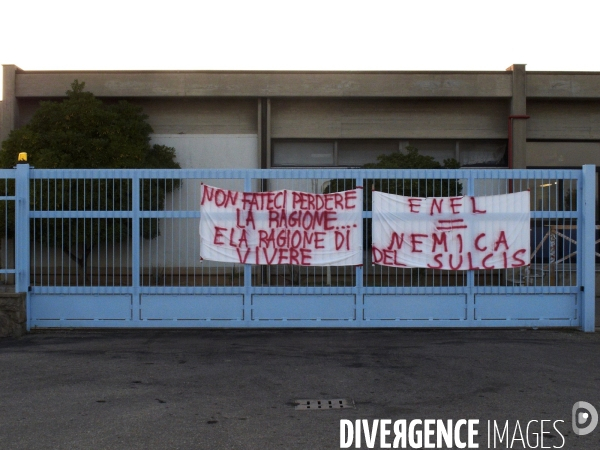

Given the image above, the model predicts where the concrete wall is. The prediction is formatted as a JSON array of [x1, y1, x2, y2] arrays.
[[527, 73, 600, 98], [0, 293, 26, 337], [271, 98, 509, 139], [527, 142, 600, 167], [150, 133, 259, 169], [0, 65, 18, 142], [527, 100, 600, 140], [13, 71, 513, 98], [132, 99, 258, 135], [17, 98, 260, 135]]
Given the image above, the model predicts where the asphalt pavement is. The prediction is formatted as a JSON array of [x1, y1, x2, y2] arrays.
[[1, 328, 600, 450]]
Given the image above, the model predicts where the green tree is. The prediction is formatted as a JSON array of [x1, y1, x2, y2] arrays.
[[0, 81, 181, 283]]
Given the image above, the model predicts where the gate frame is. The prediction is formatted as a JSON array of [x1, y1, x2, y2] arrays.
[[11, 165, 597, 331]]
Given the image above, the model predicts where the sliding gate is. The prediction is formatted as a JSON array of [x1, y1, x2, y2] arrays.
[[5, 165, 595, 331]]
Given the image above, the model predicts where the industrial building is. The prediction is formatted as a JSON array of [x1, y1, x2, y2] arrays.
[[3, 64, 599, 173]]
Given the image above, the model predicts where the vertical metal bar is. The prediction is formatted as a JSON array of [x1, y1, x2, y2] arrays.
[[2, 178, 7, 286], [45, 178, 49, 287], [113, 178, 117, 286], [466, 170, 476, 322], [244, 173, 252, 325], [549, 224, 557, 286], [581, 164, 596, 332], [166, 179, 170, 288], [15, 163, 31, 329], [355, 174, 364, 325], [66, 179, 70, 287], [83, 176, 87, 286], [131, 172, 141, 323], [31, 179, 36, 288], [53, 178, 57, 286]]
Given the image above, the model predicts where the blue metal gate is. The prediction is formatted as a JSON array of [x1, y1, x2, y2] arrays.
[[1, 165, 595, 331]]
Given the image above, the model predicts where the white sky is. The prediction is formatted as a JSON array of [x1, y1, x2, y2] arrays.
[[1, 0, 598, 100]]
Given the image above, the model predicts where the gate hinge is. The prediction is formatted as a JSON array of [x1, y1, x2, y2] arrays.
[[580, 286, 585, 292]]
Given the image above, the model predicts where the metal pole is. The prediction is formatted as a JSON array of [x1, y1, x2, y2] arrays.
[[581, 164, 596, 332], [15, 161, 31, 330], [131, 172, 141, 323]]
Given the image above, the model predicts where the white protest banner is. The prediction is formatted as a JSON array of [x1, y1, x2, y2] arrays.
[[371, 191, 530, 270], [200, 185, 363, 266]]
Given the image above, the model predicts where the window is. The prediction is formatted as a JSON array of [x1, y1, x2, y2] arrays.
[[272, 141, 334, 166], [272, 139, 507, 168], [336, 140, 398, 166]]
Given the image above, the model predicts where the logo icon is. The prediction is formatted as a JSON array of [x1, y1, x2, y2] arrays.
[[572, 401, 598, 436]]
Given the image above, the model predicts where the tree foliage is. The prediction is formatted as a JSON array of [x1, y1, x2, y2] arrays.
[[0, 80, 179, 170], [364, 145, 460, 170], [363, 145, 462, 200], [326, 146, 462, 208], [0, 81, 181, 281]]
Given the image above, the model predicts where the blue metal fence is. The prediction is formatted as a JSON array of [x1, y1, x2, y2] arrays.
[[2, 165, 596, 331]]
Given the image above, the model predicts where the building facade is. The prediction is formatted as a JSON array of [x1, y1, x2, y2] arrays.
[[2, 64, 600, 174]]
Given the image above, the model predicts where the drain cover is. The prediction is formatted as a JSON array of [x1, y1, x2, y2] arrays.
[[294, 398, 354, 410]]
